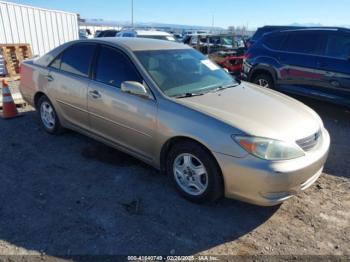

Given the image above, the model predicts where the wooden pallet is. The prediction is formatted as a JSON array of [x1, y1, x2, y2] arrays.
[[0, 44, 32, 77], [0, 76, 21, 81]]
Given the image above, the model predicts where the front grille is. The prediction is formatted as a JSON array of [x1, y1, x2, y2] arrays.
[[296, 130, 322, 151]]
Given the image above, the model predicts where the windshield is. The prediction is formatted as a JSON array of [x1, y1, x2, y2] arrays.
[[135, 49, 236, 97]]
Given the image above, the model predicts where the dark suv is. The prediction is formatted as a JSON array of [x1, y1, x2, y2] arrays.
[[247, 25, 305, 47], [242, 28, 350, 106]]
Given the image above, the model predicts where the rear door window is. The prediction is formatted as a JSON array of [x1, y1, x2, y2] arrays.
[[49, 54, 62, 70], [263, 33, 287, 50], [325, 33, 350, 60], [94, 46, 142, 87], [282, 32, 323, 55], [60, 44, 96, 77]]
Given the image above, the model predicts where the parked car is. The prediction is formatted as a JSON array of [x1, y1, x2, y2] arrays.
[[19, 38, 330, 206], [116, 29, 176, 41], [183, 34, 246, 54], [247, 25, 305, 48], [242, 27, 350, 106], [182, 33, 209, 47], [172, 33, 183, 42], [96, 30, 120, 37], [209, 50, 245, 75], [94, 30, 102, 37], [182, 30, 210, 37], [184, 34, 247, 74]]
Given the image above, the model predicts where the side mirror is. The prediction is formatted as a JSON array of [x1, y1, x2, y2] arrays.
[[121, 81, 149, 98]]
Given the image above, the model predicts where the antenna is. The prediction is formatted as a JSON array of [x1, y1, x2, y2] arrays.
[[131, 0, 134, 28]]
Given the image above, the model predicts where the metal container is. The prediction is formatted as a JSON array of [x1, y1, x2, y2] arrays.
[[0, 1, 79, 56]]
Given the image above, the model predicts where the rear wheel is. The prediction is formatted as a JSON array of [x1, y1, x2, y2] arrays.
[[253, 73, 274, 89], [38, 96, 64, 134], [166, 141, 223, 203]]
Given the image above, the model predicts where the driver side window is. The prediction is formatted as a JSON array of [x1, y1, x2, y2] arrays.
[[94, 46, 143, 88]]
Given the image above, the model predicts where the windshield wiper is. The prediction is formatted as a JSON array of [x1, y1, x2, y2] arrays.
[[210, 83, 239, 93], [173, 82, 239, 98], [174, 92, 205, 99]]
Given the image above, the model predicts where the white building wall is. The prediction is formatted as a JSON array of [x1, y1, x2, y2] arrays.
[[0, 0, 79, 56]]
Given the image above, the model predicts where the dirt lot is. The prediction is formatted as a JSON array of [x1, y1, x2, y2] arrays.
[[0, 95, 349, 259]]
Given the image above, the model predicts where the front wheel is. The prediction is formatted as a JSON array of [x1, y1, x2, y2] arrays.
[[166, 141, 223, 203], [253, 73, 274, 89]]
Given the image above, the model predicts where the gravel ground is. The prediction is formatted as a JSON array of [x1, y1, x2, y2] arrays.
[[0, 96, 349, 260]]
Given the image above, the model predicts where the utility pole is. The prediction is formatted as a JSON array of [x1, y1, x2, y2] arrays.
[[131, 0, 134, 28]]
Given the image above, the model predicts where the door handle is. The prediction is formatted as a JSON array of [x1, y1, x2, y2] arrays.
[[45, 74, 54, 82], [89, 90, 101, 99]]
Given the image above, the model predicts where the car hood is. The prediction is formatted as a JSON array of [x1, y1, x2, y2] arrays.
[[176, 82, 323, 142]]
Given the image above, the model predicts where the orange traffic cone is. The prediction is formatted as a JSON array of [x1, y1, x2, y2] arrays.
[[1, 79, 20, 119]]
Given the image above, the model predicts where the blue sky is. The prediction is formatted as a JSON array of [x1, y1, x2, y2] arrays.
[[6, 0, 350, 29]]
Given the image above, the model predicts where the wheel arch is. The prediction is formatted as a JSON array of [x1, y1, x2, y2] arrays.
[[159, 136, 225, 201], [159, 136, 223, 177], [33, 91, 47, 110], [250, 66, 277, 83]]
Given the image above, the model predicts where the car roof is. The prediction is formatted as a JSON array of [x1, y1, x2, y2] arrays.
[[86, 37, 191, 51], [284, 27, 348, 32], [269, 27, 349, 34], [255, 26, 350, 37], [135, 30, 172, 36], [120, 29, 172, 36], [261, 27, 350, 39], [34, 38, 191, 67], [258, 25, 304, 29]]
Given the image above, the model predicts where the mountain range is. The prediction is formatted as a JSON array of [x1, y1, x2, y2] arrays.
[[81, 19, 350, 30]]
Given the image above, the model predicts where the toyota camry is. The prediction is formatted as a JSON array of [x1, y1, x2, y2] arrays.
[[19, 38, 330, 206]]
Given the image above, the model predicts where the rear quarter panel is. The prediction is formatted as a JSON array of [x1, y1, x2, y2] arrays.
[[19, 60, 49, 107]]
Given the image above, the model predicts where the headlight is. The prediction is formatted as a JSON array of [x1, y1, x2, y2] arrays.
[[233, 135, 305, 160]]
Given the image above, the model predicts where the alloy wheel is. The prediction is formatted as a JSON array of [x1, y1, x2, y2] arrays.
[[257, 78, 269, 88], [40, 101, 56, 129], [173, 153, 209, 196]]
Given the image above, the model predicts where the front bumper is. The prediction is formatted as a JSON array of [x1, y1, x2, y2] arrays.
[[240, 60, 252, 81], [214, 128, 330, 206]]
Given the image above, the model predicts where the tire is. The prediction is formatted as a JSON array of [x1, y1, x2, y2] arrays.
[[253, 73, 274, 89], [166, 141, 223, 203], [37, 95, 64, 134]]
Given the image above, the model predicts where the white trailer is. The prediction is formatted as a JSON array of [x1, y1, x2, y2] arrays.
[[0, 0, 79, 56]]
